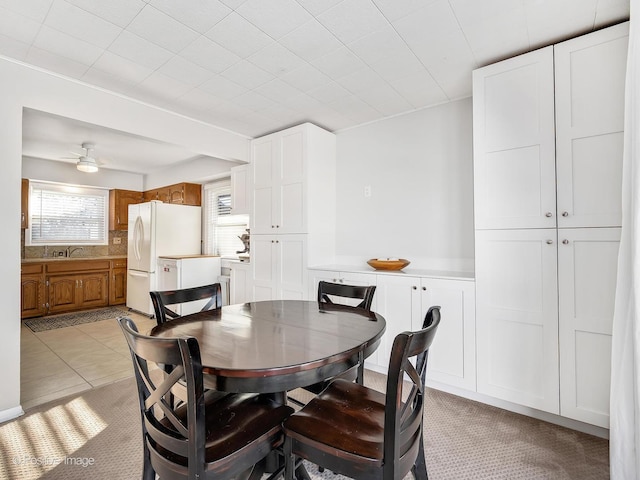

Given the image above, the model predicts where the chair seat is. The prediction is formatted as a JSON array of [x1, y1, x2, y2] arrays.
[[155, 391, 293, 467], [284, 379, 386, 466]]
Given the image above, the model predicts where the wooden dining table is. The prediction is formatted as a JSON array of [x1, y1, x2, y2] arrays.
[[149, 299, 387, 396]]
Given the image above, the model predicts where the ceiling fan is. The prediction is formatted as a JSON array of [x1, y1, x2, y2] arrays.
[[69, 142, 100, 173]]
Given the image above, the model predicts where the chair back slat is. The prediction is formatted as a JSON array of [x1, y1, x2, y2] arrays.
[[150, 283, 223, 325], [317, 281, 376, 311]]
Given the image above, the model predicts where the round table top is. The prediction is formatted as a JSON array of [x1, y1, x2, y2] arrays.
[[150, 300, 386, 393]]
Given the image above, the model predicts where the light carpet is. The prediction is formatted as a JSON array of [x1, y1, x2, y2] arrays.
[[23, 307, 130, 332], [0, 372, 609, 479]]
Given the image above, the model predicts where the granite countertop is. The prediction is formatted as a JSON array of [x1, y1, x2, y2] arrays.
[[22, 255, 127, 263]]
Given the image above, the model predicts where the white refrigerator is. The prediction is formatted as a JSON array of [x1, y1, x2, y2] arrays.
[[127, 201, 202, 315], [157, 256, 221, 315]]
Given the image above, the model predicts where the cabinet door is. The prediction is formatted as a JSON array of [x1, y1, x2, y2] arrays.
[[423, 278, 476, 392], [48, 275, 81, 313], [475, 229, 559, 413], [230, 263, 251, 304], [276, 235, 307, 300], [252, 235, 278, 301], [231, 165, 251, 215], [78, 272, 109, 309], [110, 268, 127, 305], [252, 137, 277, 234], [473, 46, 556, 230], [278, 129, 305, 234], [555, 23, 628, 228], [373, 275, 417, 372], [110, 189, 143, 230], [21, 274, 46, 318], [558, 228, 620, 428]]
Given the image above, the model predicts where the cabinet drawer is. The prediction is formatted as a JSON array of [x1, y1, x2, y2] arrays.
[[46, 260, 111, 273], [111, 258, 127, 269], [22, 263, 44, 275]]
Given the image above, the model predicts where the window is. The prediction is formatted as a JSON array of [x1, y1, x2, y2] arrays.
[[203, 180, 249, 256], [27, 181, 109, 246]]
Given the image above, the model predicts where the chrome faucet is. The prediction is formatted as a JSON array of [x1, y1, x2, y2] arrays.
[[66, 246, 84, 257]]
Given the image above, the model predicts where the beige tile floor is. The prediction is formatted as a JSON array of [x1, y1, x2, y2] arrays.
[[20, 310, 156, 411]]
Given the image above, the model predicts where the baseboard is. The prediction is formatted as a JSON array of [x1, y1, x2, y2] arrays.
[[0, 405, 24, 424], [426, 380, 610, 439]]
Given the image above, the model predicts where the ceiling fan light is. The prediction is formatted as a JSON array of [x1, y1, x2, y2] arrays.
[[77, 157, 99, 173]]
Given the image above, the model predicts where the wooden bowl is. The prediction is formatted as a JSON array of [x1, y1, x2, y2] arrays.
[[367, 258, 410, 271]]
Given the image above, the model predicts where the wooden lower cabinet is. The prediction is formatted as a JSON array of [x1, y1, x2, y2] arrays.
[[21, 258, 127, 318], [21, 274, 46, 319], [48, 272, 109, 314], [110, 267, 127, 305]]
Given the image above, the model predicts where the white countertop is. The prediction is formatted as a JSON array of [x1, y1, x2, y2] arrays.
[[309, 264, 475, 281]]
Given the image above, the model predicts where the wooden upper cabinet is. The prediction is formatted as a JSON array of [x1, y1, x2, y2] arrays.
[[21, 178, 29, 229], [143, 183, 201, 206], [109, 189, 144, 231]]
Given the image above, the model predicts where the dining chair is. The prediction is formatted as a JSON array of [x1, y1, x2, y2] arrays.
[[150, 283, 222, 325], [283, 306, 441, 480], [317, 280, 376, 310], [118, 316, 294, 480], [288, 282, 377, 410]]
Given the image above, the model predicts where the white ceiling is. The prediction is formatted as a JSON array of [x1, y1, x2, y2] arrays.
[[2, 0, 631, 173]]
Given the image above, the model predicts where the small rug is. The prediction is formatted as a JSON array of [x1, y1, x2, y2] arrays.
[[23, 306, 129, 332]]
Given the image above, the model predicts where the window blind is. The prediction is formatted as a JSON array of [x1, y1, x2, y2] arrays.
[[203, 181, 249, 256], [28, 182, 108, 245]]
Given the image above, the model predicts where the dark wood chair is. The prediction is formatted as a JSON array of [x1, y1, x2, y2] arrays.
[[288, 282, 377, 410], [317, 280, 376, 310], [283, 306, 441, 480], [150, 283, 222, 325], [118, 316, 294, 480]]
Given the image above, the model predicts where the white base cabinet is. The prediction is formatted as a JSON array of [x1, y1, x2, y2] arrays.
[[230, 261, 251, 304], [309, 268, 476, 392], [252, 234, 307, 301]]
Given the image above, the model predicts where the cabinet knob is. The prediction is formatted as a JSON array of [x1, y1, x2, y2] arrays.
[[562, 239, 569, 245], [546, 239, 553, 245], [545, 212, 553, 217], [412, 286, 417, 290], [276, 225, 280, 228], [422, 286, 426, 291], [562, 211, 569, 217]]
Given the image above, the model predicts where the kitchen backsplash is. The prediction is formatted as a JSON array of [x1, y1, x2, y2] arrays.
[[22, 230, 128, 258]]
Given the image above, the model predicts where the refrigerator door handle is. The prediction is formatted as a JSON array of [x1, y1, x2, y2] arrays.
[[128, 270, 149, 278], [133, 215, 144, 263]]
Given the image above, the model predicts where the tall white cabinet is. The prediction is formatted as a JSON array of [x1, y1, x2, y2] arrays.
[[251, 123, 336, 301], [473, 23, 627, 428]]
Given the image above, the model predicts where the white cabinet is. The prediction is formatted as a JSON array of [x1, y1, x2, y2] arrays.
[[554, 24, 627, 228], [558, 228, 620, 428], [422, 278, 476, 392], [230, 261, 251, 304], [230, 164, 251, 215], [250, 123, 336, 302], [475, 229, 560, 413], [252, 129, 305, 234], [472, 46, 557, 230], [473, 23, 627, 425], [361, 273, 476, 392], [252, 234, 307, 301]]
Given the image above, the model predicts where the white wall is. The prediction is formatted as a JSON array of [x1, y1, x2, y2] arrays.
[[1, 56, 249, 420], [334, 98, 474, 272]]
